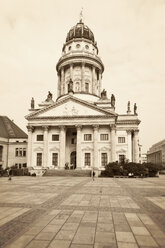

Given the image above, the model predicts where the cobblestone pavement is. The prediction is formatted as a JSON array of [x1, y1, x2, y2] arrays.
[[0, 176, 165, 248]]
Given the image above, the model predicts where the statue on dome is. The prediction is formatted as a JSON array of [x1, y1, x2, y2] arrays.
[[127, 101, 130, 113], [46, 91, 53, 102], [111, 94, 115, 107], [101, 89, 107, 100], [68, 78, 74, 93], [134, 103, 137, 115], [31, 97, 35, 109]]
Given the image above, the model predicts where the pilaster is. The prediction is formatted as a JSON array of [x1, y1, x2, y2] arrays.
[[98, 71, 102, 96], [76, 125, 82, 169], [81, 62, 85, 91], [27, 125, 34, 167], [133, 130, 139, 163], [59, 125, 66, 168], [110, 124, 116, 162], [93, 125, 99, 168], [61, 67, 65, 95], [92, 66, 95, 94], [127, 130, 132, 162], [43, 126, 49, 167]]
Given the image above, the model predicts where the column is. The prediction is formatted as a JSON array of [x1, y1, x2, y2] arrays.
[[133, 130, 139, 163], [70, 63, 73, 79], [43, 126, 49, 167], [59, 126, 66, 169], [92, 66, 95, 94], [93, 125, 99, 169], [81, 62, 85, 91], [98, 71, 102, 96], [61, 67, 65, 95], [27, 126, 34, 167], [110, 124, 116, 162], [76, 125, 82, 169], [127, 130, 132, 162], [57, 71, 61, 97]]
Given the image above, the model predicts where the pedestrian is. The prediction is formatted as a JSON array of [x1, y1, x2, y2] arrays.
[[91, 170, 95, 181], [7, 168, 12, 180]]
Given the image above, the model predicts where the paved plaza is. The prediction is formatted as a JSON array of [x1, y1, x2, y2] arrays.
[[0, 176, 165, 248]]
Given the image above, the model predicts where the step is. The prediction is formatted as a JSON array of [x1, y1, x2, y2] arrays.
[[43, 169, 91, 177]]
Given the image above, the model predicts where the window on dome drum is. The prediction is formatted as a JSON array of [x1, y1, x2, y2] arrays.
[[100, 134, 109, 141], [118, 137, 125, 143], [37, 153, 42, 166], [52, 153, 58, 167], [75, 82, 80, 92], [84, 153, 91, 166], [0, 146, 3, 161], [101, 153, 108, 167], [76, 44, 80, 48], [85, 45, 89, 50], [52, 134, 59, 141], [84, 134, 92, 141], [85, 83, 89, 93], [15, 148, 26, 157], [119, 155, 125, 164], [68, 46, 71, 51], [37, 135, 44, 141]]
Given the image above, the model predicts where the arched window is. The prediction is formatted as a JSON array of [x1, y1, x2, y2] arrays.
[[75, 82, 80, 92], [85, 82, 89, 93]]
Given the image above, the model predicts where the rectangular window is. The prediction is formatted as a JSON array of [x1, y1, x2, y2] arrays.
[[101, 153, 108, 167], [15, 148, 26, 157], [119, 155, 125, 164], [52, 134, 59, 141], [36, 135, 44, 141], [52, 153, 58, 167], [71, 138, 76, 144], [84, 134, 92, 141], [85, 153, 91, 166], [100, 134, 109, 141], [23, 163, 27, 168], [37, 153, 42, 166], [118, 137, 125, 143]]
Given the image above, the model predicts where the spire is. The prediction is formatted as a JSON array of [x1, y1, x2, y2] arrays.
[[79, 7, 83, 23]]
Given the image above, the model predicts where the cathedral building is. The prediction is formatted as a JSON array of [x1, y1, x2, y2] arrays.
[[25, 19, 141, 172]]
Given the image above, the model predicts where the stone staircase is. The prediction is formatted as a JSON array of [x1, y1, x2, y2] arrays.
[[43, 169, 91, 177]]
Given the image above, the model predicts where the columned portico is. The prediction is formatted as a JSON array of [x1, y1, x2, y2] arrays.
[[43, 126, 49, 167], [133, 130, 139, 163], [93, 125, 99, 168], [60, 126, 66, 168], [127, 130, 132, 162], [76, 125, 82, 169], [110, 124, 116, 162]]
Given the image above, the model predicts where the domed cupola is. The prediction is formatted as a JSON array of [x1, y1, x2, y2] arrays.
[[66, 21, 95, 44], [56, 18, 104, 103]]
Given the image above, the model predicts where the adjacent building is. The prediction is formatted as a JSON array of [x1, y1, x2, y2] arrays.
[[147, 140, 165, 167], [25, 19, 141, 171], [0, 116, 28, 170]]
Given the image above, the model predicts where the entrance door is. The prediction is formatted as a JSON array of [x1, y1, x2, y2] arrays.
[[70, 151, 76, 169]]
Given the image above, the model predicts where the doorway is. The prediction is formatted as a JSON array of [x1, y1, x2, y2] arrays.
[[70, 151, 76, 169]]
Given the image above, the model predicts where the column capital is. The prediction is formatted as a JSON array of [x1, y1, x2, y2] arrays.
[[110, 124, 116, 131], [93, 124, 99, 130], [133, 129, 139, 135], [75, 124, 82, 130], [27, 125, 34, 132], [59, 125, 65, 131], [126, 129, 132, 134], [42, 125, 49, 131]]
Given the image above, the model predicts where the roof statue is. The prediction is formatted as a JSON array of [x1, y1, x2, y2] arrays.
[[45, 91, 53, 102], [127, 101, 131, 114], [101, 89, 107, 100], [31, 97, 35, 109], [134, 103, 137, 115], [111, 94, 115, 108], [68, 78, 74, 93]]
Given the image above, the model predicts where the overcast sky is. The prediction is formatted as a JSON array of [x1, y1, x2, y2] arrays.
[[0, 0, 165, 153]]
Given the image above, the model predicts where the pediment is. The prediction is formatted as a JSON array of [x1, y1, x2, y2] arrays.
[[26, 96, 115, 119], [33, 146, 43, 152]]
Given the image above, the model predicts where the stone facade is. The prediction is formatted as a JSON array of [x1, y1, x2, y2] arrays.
[[25, 20, 141, 171], [147, 139, 165, 167]]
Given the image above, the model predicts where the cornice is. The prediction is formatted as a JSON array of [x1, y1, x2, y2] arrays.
[[116, 119, 141, 125], [27, 115, 116, 121]]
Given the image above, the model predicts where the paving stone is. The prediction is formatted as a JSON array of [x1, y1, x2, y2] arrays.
[[35, 231, 55, 240], [97, 223, 114, 232], [95, 232, 116, 244], [41, 224, 61, 233], [55, 229, 76, 240], [26, 240, 49, 248], [116, 232, 136, 243], [117, 242, 138, 248], [135, 235, 159, 247], [48, 239, 71, 248], [70, 245, 93, 248], [5, 235, 34, 248], [72, 226, 95, 244], [131, 226, 150, 236]]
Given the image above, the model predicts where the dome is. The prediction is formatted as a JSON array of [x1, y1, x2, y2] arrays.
[[66, 21, 95, 43]]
